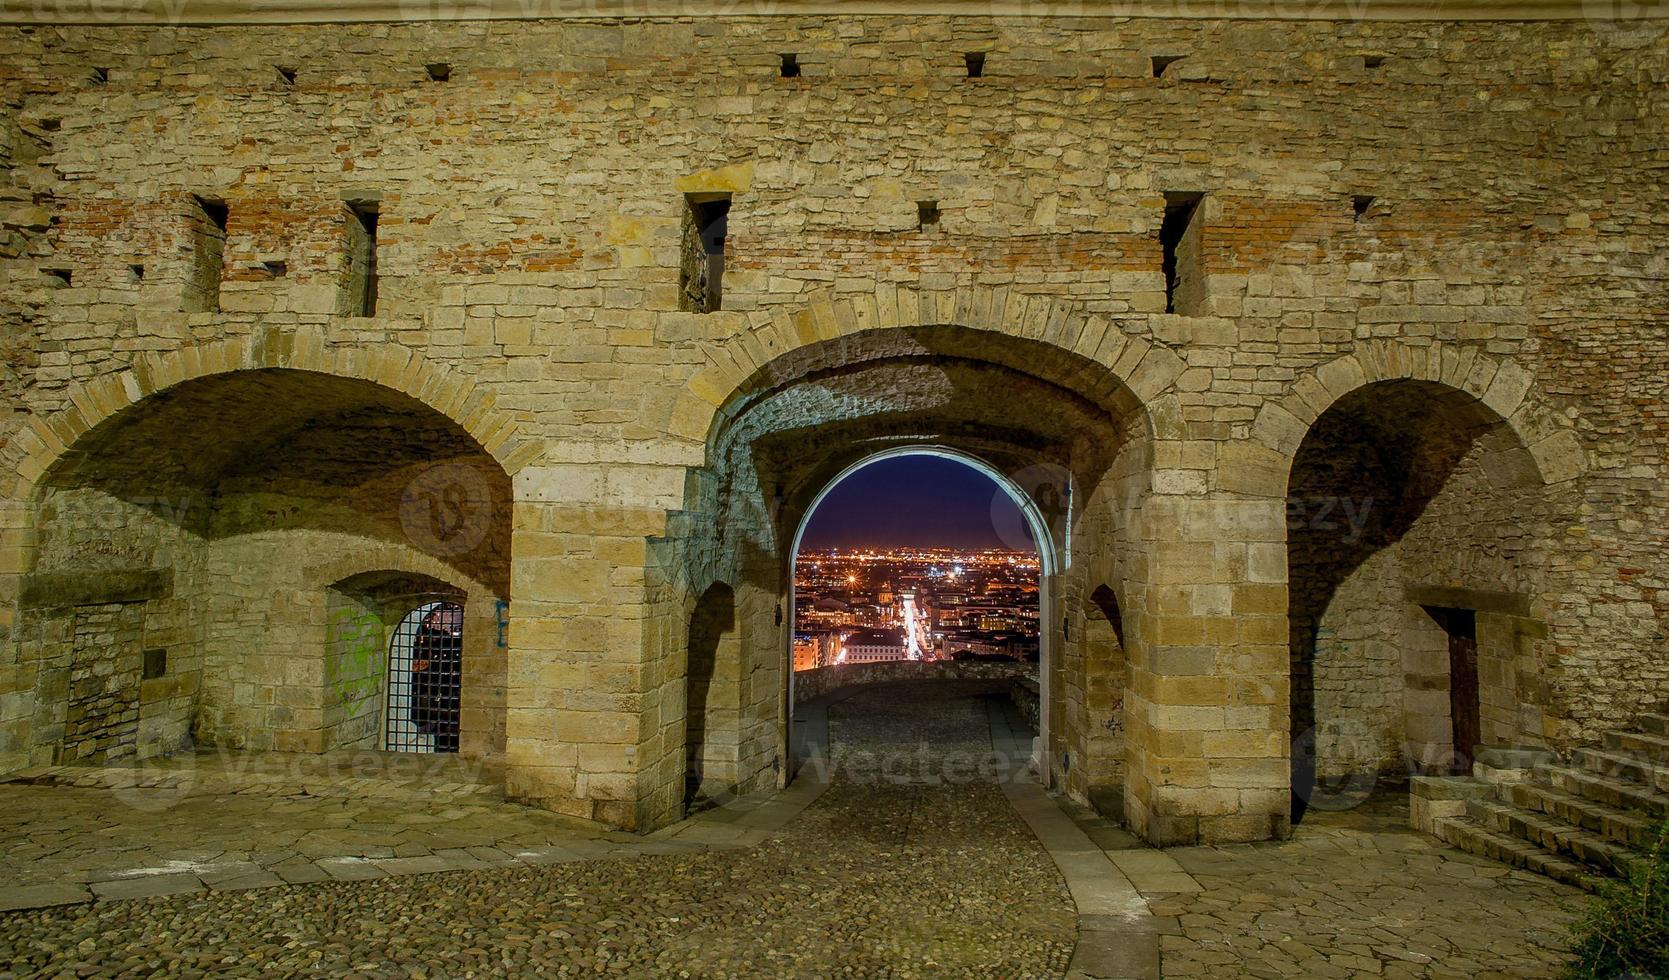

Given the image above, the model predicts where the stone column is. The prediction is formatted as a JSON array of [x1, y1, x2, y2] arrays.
[[1125, 489, 1291, 845], [503, 462, 685, 830]]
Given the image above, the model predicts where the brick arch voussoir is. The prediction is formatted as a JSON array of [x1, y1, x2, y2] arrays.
[[669, 286, 1161, 448], [0, 331, 537, 610], [308, 543, 499, 606], [1233, 341, 1584, 499], [7, 328, 539, 505]]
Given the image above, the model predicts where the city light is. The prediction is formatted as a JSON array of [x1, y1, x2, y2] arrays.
[[792, 546, 1040, 671]]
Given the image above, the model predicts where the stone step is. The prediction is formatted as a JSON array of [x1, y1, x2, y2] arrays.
[[1572, 746, 1669, 795], [1640, 713, 1669, 737], [1501, 780, 1654, 849], [1432, 815, 1600, 893], [1538, 764, 1669, 820], [1604, 729, 1669, 767], [1466, 798, 1642, 878]]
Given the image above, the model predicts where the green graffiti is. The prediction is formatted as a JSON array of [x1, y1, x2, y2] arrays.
[[330, 607, 385, 709]]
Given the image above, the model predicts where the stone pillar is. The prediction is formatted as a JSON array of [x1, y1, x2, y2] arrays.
[[1125, 491, 1290, 845], [501, 463, 673, 829]]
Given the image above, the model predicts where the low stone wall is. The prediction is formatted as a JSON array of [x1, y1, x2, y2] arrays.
[[791, 660, 1037, 706]]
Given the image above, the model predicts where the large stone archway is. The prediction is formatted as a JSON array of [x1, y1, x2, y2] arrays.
[[624, 286, 1179, 835], [1274, 352, 1583, 823], [0, 335, 522, 770]]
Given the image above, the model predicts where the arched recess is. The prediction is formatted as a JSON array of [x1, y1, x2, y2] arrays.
[[684, 581, 736, 808], [1, 342, 523, 769], [326, 572, 467, 754], [1076, 584, 1127, 813], [1282, 371, 1570, 824], [318, 553, 506, 762], [644, 291, 1169, 831]]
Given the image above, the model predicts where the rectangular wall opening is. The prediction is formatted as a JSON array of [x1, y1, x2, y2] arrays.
[[343, 200, 379, 316], [1353, 194, 1376, 221], [779, 53, 800, 78], [1160, 191, 1205, 314], [425, 62, 451, 82], [917, 200, 940, 231], [965, 52, 985, 78], [1423, 606, 1481, 775], [680, 195, 731, 314], [1152, 55, 1185, 78], [275, 65, 296, 86], [188, 195, 228, 313]]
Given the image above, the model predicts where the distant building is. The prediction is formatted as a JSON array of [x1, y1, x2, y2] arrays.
[[792, 634, 820, 672], [841, 627, 907, 664]]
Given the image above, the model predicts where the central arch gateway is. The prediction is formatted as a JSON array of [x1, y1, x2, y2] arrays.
[[642, 311, 1163, 834]]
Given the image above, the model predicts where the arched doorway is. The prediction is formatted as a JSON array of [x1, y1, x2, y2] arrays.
[[784, 448, 1057, 776], [1286, 378, 1550, 823], [653, 322, 1154, 830]]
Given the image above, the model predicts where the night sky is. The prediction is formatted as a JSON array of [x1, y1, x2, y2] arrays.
[[798, 454, 1037, 553]]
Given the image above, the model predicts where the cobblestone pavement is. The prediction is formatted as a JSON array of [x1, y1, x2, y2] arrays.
[[0, 681, 1076, 977], [0, 682, 1592, 978]]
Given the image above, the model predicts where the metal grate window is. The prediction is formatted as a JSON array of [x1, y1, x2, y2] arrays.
[[385, 601, 463, 754]]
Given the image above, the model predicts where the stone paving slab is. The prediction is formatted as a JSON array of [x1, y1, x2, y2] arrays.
[[0, 884, 92, 912], [1060, 779, 1583, 977]]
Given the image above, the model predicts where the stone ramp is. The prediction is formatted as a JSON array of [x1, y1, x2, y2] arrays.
[[1415, 710, 1669, 891]]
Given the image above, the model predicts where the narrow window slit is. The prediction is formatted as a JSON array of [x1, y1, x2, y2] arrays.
[[189, 195, 228, 313], [681, 194, 731, 314], [965, 52, 985, 78], [345, 200, 379, 316], [1160, 191, 1205, 315]]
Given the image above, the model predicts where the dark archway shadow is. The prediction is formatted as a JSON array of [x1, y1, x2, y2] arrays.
[[686, 581, 735, 808], [1286, 380, 1535, 826]]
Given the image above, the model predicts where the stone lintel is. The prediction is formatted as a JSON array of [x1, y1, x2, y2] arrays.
[[20, 568, 172, 609], [1406, 585, 1532, 618]]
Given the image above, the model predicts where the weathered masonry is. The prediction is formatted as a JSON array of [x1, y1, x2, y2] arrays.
[[0, 0, 1663, 845]]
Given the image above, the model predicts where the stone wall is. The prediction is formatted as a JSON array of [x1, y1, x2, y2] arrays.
[[0, 12, 1661, 842], [791, 659, 1037, 705]]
